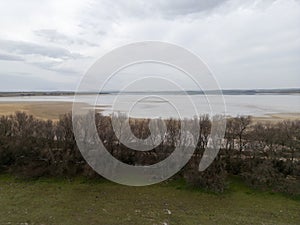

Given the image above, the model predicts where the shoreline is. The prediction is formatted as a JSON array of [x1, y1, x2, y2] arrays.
[[0, 89, 300, 97], [0, 101, 299, 121]]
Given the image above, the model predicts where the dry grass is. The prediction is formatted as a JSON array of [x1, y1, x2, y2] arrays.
[[253, 113, 300, 123], [0, 102, 73, 120]]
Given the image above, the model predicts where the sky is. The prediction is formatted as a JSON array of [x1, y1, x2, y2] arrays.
[[0, 0, 299, 91]]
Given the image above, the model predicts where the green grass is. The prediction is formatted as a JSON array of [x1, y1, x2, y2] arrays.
[[0, 175, 299, 225]]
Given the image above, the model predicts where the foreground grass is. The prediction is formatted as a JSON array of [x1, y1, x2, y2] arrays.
[[0, 175, 299, 225]]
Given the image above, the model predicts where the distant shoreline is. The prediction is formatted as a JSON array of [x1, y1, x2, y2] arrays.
[[0, 88, 300, 97]]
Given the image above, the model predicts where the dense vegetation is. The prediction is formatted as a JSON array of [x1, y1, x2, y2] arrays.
[[0, 112, 299, 194]]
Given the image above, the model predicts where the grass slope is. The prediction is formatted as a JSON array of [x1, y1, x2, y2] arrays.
[[0, 175, 299, 225]]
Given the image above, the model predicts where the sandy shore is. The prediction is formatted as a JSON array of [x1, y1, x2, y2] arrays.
[[0, 101, 299, 121]]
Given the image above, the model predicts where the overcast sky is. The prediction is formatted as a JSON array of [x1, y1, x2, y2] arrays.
[[0, 0, 299, 91]]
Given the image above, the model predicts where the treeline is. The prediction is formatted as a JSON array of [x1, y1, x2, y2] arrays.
[[0, 112, 299, 194]]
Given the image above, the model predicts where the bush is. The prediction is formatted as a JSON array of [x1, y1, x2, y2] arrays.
[[183, 155, 227, 192], [242, 160, 284, 188]]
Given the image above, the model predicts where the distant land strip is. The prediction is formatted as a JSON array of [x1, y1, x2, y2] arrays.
[[0, 88, 299, 97]]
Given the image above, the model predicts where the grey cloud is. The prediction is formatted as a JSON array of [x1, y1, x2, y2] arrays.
[[0, 39, 83, 59], [0, 52, 24, 61], [34, 29, 98, 47], [32, 61, 80, 75], [153, 0, 228, 17], [0, 73, 76, 91], [84, 0, 228, 25], [0, 39, 87, 76]]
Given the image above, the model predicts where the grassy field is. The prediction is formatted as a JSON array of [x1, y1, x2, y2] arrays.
[[0, 175, 299, 225]]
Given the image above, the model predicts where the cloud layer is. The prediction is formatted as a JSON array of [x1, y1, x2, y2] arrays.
[[0, 0, 299, 91]]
